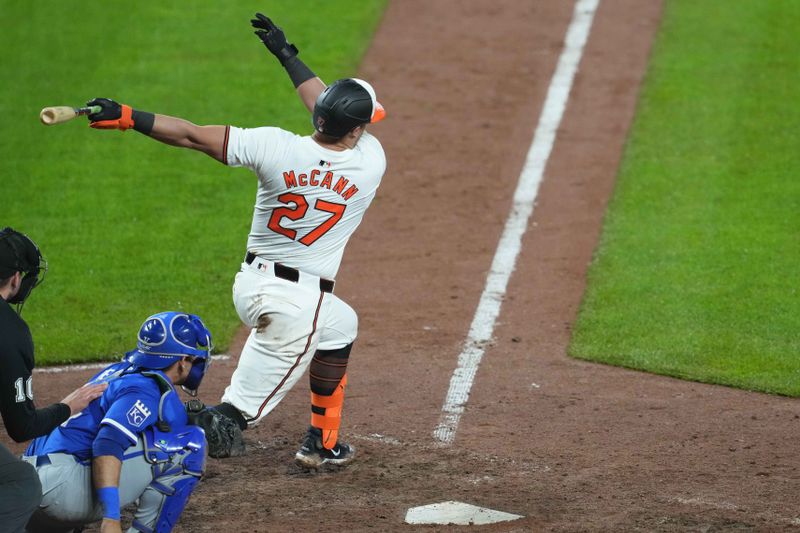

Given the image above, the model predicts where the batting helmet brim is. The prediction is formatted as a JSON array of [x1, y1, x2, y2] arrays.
[[353, 78, 386, 124], [371, 101, 386, 124]]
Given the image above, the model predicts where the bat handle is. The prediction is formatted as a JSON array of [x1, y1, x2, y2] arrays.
[[75, 105, 102, 116]]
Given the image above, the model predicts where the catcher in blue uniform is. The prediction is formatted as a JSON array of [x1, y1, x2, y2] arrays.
[[24, 311, 212, 533]]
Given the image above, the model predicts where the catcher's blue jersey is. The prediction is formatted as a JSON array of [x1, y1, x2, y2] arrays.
[[26, 361, 188, 461]]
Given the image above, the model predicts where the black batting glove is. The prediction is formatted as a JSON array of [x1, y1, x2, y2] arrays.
[[85, 97, 139, 131], [85, 97, 154, 134], [251, 13, 299, 65], [86, 98, 122, 122]]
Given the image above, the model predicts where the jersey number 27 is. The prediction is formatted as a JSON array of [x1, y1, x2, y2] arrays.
[[268, 192, 346, 246]]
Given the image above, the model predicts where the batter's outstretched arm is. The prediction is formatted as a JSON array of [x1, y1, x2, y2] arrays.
[[148, 115, 227, 162], [85, 98, 227, 163], [297, 77, 326, 114], [251, 13, 324, 114]]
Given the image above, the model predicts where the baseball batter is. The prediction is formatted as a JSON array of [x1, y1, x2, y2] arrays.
[[83, 14, 386, 467]]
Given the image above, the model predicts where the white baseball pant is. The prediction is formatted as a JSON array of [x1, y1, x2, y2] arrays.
[[222, 257, 357, 424]]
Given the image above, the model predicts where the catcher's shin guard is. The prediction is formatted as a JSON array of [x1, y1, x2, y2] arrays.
[[134, 432, 204, 533], [132, 475, 199, 533], [311, 374, 347, 450]]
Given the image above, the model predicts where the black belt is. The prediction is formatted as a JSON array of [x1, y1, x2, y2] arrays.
[[245, 252, 335, 294]]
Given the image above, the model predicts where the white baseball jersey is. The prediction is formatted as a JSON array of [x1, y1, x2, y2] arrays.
[[225, 126, 386, 279]]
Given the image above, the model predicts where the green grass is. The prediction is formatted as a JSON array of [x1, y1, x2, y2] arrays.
[[569, 0, 800, 395], [0, 0, 386, 363]]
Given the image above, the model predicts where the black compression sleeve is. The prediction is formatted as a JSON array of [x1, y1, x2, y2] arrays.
[[132, 109, 155, 135], [283, 56, 316, 89]]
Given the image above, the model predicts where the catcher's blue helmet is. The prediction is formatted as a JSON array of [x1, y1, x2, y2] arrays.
[[127, 311, 212, 395]]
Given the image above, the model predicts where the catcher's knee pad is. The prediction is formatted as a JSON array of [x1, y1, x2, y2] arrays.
[[178, 434, 206, 476], [132, 475, 200, 533], [311, 373, 348, 450], [145, 425, 207, 476]]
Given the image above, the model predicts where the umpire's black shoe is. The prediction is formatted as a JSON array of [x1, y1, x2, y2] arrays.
[[295, 426, 356, 468]]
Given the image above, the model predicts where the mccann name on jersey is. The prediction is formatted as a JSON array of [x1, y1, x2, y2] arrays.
[[282, 169, 359, 201]]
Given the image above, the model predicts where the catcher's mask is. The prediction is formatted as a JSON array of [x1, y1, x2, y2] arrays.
[[0, 227, 47, 311], [312, 78, 385, 138], [126, 311, 213, 396]]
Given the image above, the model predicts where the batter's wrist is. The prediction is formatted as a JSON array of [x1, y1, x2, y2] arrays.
[[132, 109, 155, 135], [277, 43, 299, 65], [283, 56, 316, 89]]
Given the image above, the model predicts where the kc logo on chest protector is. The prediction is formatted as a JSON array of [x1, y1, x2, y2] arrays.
[[127, 400, 152, 427]]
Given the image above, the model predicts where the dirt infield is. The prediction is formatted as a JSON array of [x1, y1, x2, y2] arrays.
[[7, 1, 800, 531]]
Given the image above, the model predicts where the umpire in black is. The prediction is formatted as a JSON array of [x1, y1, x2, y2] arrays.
[[0, 227, 106, 532]]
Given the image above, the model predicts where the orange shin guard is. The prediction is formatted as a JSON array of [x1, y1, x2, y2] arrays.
[[310, 374, 347, 450]]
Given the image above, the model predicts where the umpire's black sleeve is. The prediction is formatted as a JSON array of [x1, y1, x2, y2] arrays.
[[0, 301, 70, 442]]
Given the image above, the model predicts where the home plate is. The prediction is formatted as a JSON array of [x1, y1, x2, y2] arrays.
[[405, 501, 523, 525]]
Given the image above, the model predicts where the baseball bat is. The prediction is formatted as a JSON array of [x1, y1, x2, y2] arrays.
[[39, 105, 102, 126]]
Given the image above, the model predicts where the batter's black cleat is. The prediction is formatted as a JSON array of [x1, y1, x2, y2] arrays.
[[295, 426, 356, 468]]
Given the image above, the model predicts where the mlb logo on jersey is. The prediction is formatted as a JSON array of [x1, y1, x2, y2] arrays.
[[127, 400, 152, 427]]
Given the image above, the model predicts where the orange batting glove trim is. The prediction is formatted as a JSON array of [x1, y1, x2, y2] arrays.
[[90, 104, 135, 131]]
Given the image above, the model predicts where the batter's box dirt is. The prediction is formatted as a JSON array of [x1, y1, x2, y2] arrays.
[[632, 515, 756, 533]]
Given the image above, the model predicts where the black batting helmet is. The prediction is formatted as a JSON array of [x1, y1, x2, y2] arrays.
[[0, 227, 47, 305], [312, 78, 385, 138]]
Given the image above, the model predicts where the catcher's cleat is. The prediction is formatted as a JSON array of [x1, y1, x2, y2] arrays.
[[295, 426, 356, 468]]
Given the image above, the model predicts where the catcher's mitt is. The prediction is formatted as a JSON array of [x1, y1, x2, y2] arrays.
[[185, 399, 246, 458]]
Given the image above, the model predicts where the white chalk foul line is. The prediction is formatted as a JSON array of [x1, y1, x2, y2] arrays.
[[433, 0, 600, 445], [35, 354, 230, 374]]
